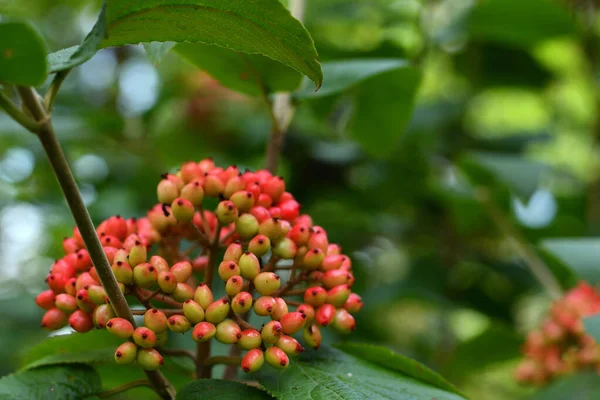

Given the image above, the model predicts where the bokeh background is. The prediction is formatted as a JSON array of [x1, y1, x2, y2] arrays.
[[0, 0, 595, 398]]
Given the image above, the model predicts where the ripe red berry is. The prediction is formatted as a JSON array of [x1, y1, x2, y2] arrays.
[[241, 349, 265, 373], [344, 293, 363, 314], [315, 304, 336, 326], [55, 293, 78, 314], [276, 335, 304, 356], [288, 224, 310, 246], [296, 304, 315, 323], [321, 254, 344, 271], [41, 308, 68, 330], [46, 273, 69, 294], [280, 311, 307, 334], [327, 284, 351, 307], [69, 309, 94, 333], [192, 321, 216, 342], [51, 259, 76, 278], [35, 290, 56, 310], [304, 286, 327, 307], [332, 309, 356, 333], [322, 269, 349, 289], [93, 304, 116, 329], [231, 291, 253, 314]]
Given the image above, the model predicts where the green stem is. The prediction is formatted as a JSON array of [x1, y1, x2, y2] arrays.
[[97, 379, 153, 398], [43, 69, 71, 111], [0, 91, 40, 133], [16, 86, 176, 400]]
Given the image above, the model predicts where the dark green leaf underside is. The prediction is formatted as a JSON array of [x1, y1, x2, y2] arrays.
[[177, 379, 273, 399]]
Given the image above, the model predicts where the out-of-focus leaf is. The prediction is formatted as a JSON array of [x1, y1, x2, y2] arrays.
[[0, 22, 47, 85], [530, 373, 600, 400], [177, 379, 272, 399], [175, 42, 301, 96], [21, 348, 114, 371], [540, 239, 600, 285], [468, 0, 575, 49], [256, 346, 466, 400], [336, 342, 464, 396], [144, 42, 176, 66], [583, 315, 600, 343], [0, 364, 101, 399]]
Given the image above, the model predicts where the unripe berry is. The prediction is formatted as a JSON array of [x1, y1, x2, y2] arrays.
[[232, 291, 253, 314], [41, 308, 68, 330], [144, 309, 168, 333], [171, 283, 195, 302], [280, 311, 306, 334], [36, 290, 56, 310], [238, 252, 260, 280], [46, 273, 69, 293], [168, 315, 191, 333], [218, 261, 240, 281], [87, 285, 108, 305], [171, 198, 195, 222], [321, 254, 343, 271], [279, 199, 300, 221], [158, 271, 178, 294], [203, 174, 224, 197], [150, 255, 170, 274], [226, 275, 244, 296], [133, 327, 157, 348], [180, 181, 205, 206], [304, 286, 327, 307], [303, 248, 324, 270], [248, 235, 271, 257], [322, 269, 349, 289], [93, 304, 115, 328], [327, 284, 351, 307], [194, 283, 214, 309], [254, 272, 280, 296], [230, 191, 255, 213], [205, 299, 230, 324], [258, 218, 289, 242], [76, 289, 96, 313], [133, 263, 158, 288], [344, 293, 363, 314], [265, 346, 289, 369], [55, 293, 78, 314], [69, 309, 94, 333], [241, 349, 265, 373], [235, 214, 259, 240], [272, 237, 297, 260], [224, 175, 245, 198], [137, 348, 164, 370], [315, 304, 336, 326], [114, 342, 137, 365], [332, 309, 356, 333], [106, 318, 134, 338], [296, 304, 315, 323], [302, 324, 322, 349], [253, 296, 276, 316], [216, 200, 239, 224], [215, 319, 242, 344], [261, 320, 283, 344], [276, 335, 304, 356], [112, 261, 133, 285], [238, 329, 262, 350], [271, 297, 289, 321], [157, 179, 179, 204], [183, 300, 205, 324], [192, 322, 216, 342], [171, 261, 192, 283], [128, 242, 147, 267], [224, 242, 243, 262]]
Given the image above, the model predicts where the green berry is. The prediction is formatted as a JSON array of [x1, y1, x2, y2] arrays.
[[133, 327, 157, 348], [261, 320, 283, 344], [225, 275, 244, 296], [114, 342, 137, 365], [276, 335, 304, 356], [232, 291, 253, 314], [171, 261, 192, 283], [242, 349, 265, 373], [137, 348, 164, 370], [133, 263, 158, 288], [205, 299, 230, 324], [258, 218, 290, 242], [183, 300, 205, 324], [106, 318, 134, 339], [192, 321, 216, 342], [171, 283, 194, 302], [265, 346, 289, 369], [248, 234, 271, 257], [215, 319, 242, 344], [216, 200, 239, 224], [229, 190, 255, 213], [235, 214, 259, 240], [303, 248, 324, 270], [238, 252, 260, 280], [87, 285, 107, 305], [150, 255, 170, 274], [253, 272, 280, 296], [218, 260, 240, 281], [272, 237, 297, 260], [144, 309, 168, 333], [156, 330, 169, 347], [157, 179, 179, 204], [113, 249, 129, 265], [128, 242, 147, 267], [238, 329, 262, 350], [168, 315, 191, 333], [171, 198, 195, 222], [302, 324, 322, 349], [93, 304, 115, 329], [158, 271, 177, 294], [253, 296, 275, 316], [271, 297, 288, 321], [194, 283, 214, 309]]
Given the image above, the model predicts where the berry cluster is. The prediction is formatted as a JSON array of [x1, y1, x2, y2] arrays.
[[35, 159, 362, 373], [515, 282, 600, 385]]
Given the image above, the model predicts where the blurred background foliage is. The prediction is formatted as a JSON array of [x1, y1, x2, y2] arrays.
[[1, 0, 599, 398]]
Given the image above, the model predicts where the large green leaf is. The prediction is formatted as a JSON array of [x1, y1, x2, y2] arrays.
[[255, 346, 466, 400], [540, 238, 600, 285], [0, 22, 47, 85], [0, 364, 101, 400], [177, 379, 272, 399], [144, 42, 176, 66], [295, 59, 420, 158], [468, 0, 575, 49], [48, 0, 322, 87], [530, 373, 600, 400], [175, 42, 302, 96], [336, 343, 464, 396]]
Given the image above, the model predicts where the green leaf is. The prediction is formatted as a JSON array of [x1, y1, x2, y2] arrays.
[[468, 0, 575, 49], [255, 346, 466, 400], [22, 348, 114, 371], [47, 3, 107, 73], [530, 373, 600, 400], [0, 364, 101, 400], [540, 238, 600, 285], [144, 42, 176, 66], [177, 379, 272, 399], [583, 315, 600, 344], [0, 22, 47, 85], [336, 342, 464, 396], [175, 42, 302, 96], [49, 0, 322, 87]]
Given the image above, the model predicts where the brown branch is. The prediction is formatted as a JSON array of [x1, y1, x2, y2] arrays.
[[131, 309, 183, 316]]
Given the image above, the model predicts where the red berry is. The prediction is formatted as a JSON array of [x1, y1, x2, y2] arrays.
[[41, 308, 68, 330], [192, 321, 216, 342], [69, 309, 94, 333], [276, 335, 304, 356], [35, 290, 56, 310], [265, 346, 289, 369], [106, 318, 134, 338], [241, 349, 265, 373], [304, 286, 327, 307], [238, 329, 262, 350], [133, 327, 157, 348], [280, 311, 306, 334], [315, 304, 336, 326]]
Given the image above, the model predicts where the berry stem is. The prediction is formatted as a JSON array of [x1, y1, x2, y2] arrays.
[[475, 187, 563, 299], [96, 379, 153, 398], [157, 348, 197, 362], [137, 288, 183, 308], [16, 86, 175, 400], [43, 69, 71, 111], [273, 269, 306, 297], [205, 356, 243, 366], [131, 309, 183, 316], [0, 90, 40, 133], [231, 313, 256, 330]]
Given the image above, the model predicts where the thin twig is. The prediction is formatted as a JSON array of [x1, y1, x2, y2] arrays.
[[231, 313, 256, 330], [131, 308, 183, 316], [475, 187, 562, 299], [273, 270, 306, 297], [158, 348, 197, 362], [43, 69, 71, 111], [137, 288, 183, 308], [205, 356, 243, 367], [0, 91, 40, 133], [96, 379, 153, 398]]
